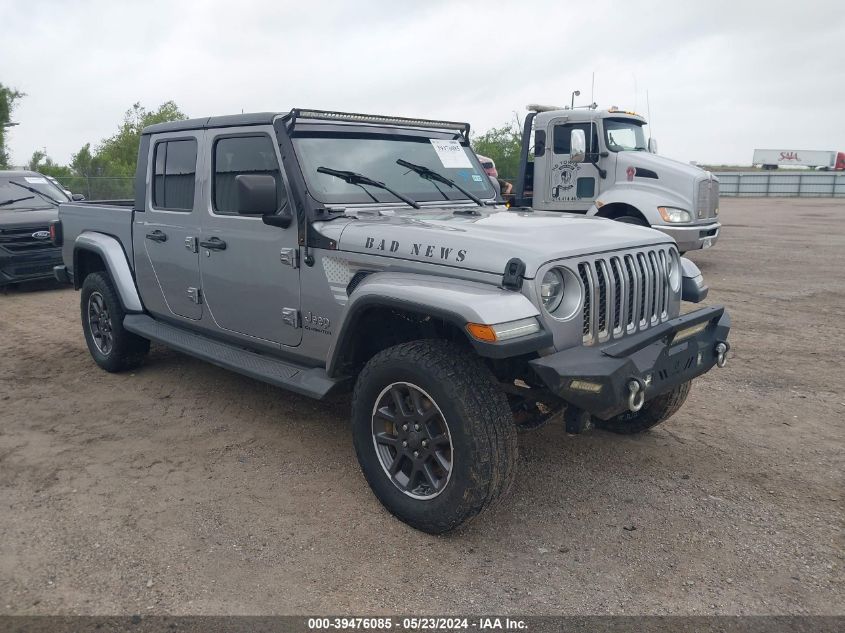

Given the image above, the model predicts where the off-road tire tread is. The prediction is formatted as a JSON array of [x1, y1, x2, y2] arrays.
[[81, 272, 150, 372], [352, 340, 517, 533], [595, 381, 691, 434]]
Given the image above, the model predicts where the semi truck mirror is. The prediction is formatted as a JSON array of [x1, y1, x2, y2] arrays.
[[570, 129, 586, 162], [648, 138, 659, 154], [236, 174, 278, 215]]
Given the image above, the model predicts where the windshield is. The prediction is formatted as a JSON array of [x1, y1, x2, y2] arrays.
[[604, 118, 648, 152], [292, 132, 495, 205], [0, 175, 68, 209]]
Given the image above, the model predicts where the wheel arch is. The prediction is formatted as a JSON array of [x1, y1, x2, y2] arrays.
[[325, 272, 548, 378], [73, 232, 143, 313], [594, 201, 648, 223]]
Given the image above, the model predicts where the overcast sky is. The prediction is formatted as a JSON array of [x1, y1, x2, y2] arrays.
[[2, 0, 843, 167]]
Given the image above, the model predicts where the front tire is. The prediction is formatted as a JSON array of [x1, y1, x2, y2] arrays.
[[594, 381, 691, 434], [351, 340, 517, 534], [80, 272, 150, 372]]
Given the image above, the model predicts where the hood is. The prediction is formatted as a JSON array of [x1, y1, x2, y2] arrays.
[[615, 151, 711, 184], [0, 207, 58, 228], [328, 207, 673, 277]]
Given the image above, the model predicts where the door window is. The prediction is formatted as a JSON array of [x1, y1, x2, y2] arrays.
[[552, 123, 599, 160], [152, 139, 198, 211], [213, 135, 287, 215]]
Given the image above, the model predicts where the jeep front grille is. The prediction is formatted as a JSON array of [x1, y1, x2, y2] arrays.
[[578, 247, 674, 345]]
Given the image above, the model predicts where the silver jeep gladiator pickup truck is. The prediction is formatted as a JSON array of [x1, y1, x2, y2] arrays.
[[53, 109, 730, 533]]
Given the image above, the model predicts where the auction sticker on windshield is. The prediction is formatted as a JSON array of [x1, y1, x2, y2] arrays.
[[24, 177, 48, 184], [430, 139, 472, 169]]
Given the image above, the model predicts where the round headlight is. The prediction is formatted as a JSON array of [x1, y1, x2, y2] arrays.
[[667, 251, 681, 291], [540, 269, 564, 313]]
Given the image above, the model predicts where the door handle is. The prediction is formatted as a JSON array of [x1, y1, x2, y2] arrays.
[[199, 237, 227, 251], [145, 230, 167, 242]]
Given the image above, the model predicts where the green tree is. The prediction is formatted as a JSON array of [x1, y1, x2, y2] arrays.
[[94, 101, 188, 177], [471, 120, 524, 181], [0, 83, 25, 168], [27, 149, 74, 179]]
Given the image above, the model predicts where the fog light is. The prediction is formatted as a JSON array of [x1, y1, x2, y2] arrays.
[[570, 380, 603, 393], [672, 321, 708, 344]]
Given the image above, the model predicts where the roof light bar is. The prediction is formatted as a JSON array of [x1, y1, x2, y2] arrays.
[[287, 108, 470, 138]]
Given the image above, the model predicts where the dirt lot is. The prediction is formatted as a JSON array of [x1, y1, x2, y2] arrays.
[[0, 198, 842, 616]]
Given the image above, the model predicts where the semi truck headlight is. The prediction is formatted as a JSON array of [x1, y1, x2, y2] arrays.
[[540, 269, 564, 312], [658, 206, 692, 223]]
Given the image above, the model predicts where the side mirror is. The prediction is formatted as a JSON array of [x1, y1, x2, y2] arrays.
[[570, 129, 586, 162], [680, 257, 708, 303], [71, 193, 85, 201], [648, 138, 658, 154], [236, 174, 278, 215]]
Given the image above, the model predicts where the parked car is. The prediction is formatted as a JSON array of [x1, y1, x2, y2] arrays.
[[0, 170, 68, 287], [54, 109, 730, 533]]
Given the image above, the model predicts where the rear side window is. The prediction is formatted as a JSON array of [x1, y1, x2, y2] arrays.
[[213, 135, 286, 215], [152, 139, 198, 211]]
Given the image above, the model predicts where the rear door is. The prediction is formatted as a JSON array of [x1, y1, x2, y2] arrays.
[[133, 132, 204, 320], [198, 127, 302, 348]]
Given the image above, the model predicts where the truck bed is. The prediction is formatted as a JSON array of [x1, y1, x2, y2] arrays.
[[59, 201, 135, 275]]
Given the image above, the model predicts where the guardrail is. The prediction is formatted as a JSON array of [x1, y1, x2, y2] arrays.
[[716, 171, 845, 198]]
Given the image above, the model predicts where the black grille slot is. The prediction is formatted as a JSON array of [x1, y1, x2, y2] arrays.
[[578, 263, 591, 338], [636, 253, 648, 324], [596, 262, 608, 335], [624, 255, 636, 328], [611, 258, 622, 332]]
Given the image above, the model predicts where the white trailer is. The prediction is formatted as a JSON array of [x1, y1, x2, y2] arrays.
[[752, 149, 843, 170]]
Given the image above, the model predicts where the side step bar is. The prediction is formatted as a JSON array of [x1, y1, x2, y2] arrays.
[[123, 314, 344, 400]]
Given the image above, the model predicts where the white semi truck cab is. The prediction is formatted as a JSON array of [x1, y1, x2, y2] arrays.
[[514, 104, 720, 253]]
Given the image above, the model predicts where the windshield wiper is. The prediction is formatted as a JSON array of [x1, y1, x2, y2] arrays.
[[0, 196, 36, 208], [9, 181, 62, 206], [396, 159, 485, 208], [316, 167, 420, 209]]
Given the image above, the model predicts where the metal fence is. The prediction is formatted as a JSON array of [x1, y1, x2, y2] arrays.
[[54, 172, 845, 201], [54, 176, 134, 201], [717, 171, 845, 198]]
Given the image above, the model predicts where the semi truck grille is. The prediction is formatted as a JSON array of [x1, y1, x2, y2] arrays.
[[696, 178, 720, 219], [578, 247, 674, 345], [0, 226, 54, 252]]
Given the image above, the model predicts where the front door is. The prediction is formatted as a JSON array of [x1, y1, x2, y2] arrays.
[[133, 133, 203, 320], [199, 128, 302, 348], [546, 120, 602, 211]]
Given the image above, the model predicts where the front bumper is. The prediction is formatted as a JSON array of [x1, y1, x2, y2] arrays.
[[0, 246, 64, 286], [656, 221, 721, 252], [529, 306, 730, 420]]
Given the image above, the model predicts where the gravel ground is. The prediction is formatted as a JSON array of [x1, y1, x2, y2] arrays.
[[0, 198, 842, 615]]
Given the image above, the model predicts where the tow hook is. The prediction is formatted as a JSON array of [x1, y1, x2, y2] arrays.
[[627, 378, 646, 413], [715, 342, 729, 368]]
